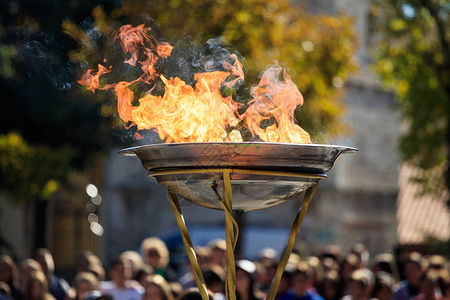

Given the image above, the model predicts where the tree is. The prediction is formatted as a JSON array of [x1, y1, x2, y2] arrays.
[[371, 0, 450, 205], [0, 0, 122, 251], [0, 133, 75, 249]]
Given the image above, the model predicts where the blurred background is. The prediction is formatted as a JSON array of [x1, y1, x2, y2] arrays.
[[0, 0, 449, 282]]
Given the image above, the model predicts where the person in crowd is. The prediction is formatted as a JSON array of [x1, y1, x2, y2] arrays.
[[320, 246, 342, 265], [177, 287, 214, 300], [306, 256, 324, 298], [99, 255, 143, 300], [120, 251, 146, 282], [349, 245, 369, 269], [371, 271, 394, 300], [278, 261, 323, 300], [235, 259, 263, 300], [178, 246, 211, 290], [372, 253, 400, 283], [0, 254, 23, 299], [0, 281, 12, 300], [275, 269, 293, 300], [318, 270, 341, 300], [34, 249, 70, 300], [20, 259, 44, 296], [203, 265, 225, 300], [410, 270, 446, 300], [341, 269, 374, 300], [322, 258, 339, 274], [260, 259, 279, 294], [258, 248, 277, 268], [339, 254, 360, 294], [428, 256, 446, 272], [136, 264, 154, 286], [207, 240, 227, 270], [169, 282, 182, 299], [65, 272, 99, 300], [25, 270, 56, 300], [393, 252, 424, 300], [76, 252, 105, 281], [141, 274, 174, 300], [141, 237, 174, 281]]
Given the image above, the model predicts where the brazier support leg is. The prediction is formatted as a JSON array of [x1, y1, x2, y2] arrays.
[[168, 191, 210, 300], [265, 185, 318, 300]]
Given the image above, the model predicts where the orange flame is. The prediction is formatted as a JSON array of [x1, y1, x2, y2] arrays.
[[79, 24, 311, 144], [245, 65, 311, 143], [78, 64, 111, 92]]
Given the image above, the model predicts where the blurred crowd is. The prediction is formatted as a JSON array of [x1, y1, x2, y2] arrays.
[[0, 239, 449, 300]]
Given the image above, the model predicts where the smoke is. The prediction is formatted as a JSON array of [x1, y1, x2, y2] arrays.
[[18, 31, 78, 91], [155, 36, 245, 88]]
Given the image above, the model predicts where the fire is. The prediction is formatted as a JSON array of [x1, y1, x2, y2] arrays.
[[78, 24, 311, 144], [244, 65, 311, 143]]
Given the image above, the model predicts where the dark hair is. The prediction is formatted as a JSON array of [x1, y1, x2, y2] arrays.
[[177, 288, 213, 300]]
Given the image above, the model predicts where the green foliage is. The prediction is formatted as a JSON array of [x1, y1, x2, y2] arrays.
[[0, 133, 75, 203], [371, 0, 450, 194]]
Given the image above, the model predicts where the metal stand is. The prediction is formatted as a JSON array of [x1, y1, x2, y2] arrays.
[[149, 168, 323, 300]]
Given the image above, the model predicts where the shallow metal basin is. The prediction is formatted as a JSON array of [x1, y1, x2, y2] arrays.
[[119, 142, 357, 211]]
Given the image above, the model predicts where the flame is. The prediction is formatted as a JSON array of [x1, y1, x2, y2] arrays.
[[79, 24, 311, 144], [245, 65, 311, 143], [78, 64, 111, 92]]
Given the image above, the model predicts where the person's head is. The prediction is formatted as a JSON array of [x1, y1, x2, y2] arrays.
[[320, 270, 340, 300], [27, 270, 49, 299], [76, 252, 105, 281], [291, 262, 312, 297], [108, 256, 132, 285], [372, 253, 399, 282], [141, 237, 170, 270], [142, 274, 174, 300], [306, 256, 324, 288], [340, 253, 360, 282], [236, 259, 256, 296], [346, 268, 374, 300], [322, 257, 339, 274], [120, 250, 145, 280], [20, 259, 43, 292], [321, 245, 342, 263], [258, 248, 277, 266], [402, 252, 423, 286], [350, 244, 369, 268], [195, 246, 211, 270], [203, 265, 225, 294], [372, 271, 394, 300], [418, 270, 440, 298], [34, 248, 55, 280], [428, 255, 446, 271], [177, 288, 213, 300], [207, 239, 227, 268], [0, 255, 19, 288], [72, 272, 99, 300], [278, 269, 293, 295]]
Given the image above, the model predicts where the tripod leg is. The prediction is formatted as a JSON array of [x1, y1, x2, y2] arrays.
[[265, 185, 317, 300], [168, 192, 210, 300]]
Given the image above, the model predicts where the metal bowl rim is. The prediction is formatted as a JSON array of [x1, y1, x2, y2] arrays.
[[118, 142, 358, 156]]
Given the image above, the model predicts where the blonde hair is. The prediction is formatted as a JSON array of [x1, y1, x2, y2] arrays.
[[27, 270, 56, 300], [142, 274, 174, 300], [72, 272, 99, 291], [141, 237, 169, 268]]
